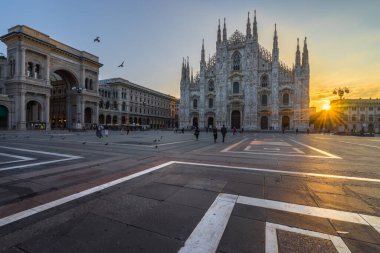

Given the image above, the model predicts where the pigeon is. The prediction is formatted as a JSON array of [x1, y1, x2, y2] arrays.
[[155, 145, 158, 149], [94, 36, 100, 43], [153, 139, 157, 143], [105, 142, 108, 145], [118, 61, 124, 68], [82, 142, 86, 145]]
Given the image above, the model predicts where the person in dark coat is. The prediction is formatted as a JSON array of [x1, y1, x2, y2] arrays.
[[194, 127, 200, 140], [213, 127, 218, 143], [221, 125, 227, 143]]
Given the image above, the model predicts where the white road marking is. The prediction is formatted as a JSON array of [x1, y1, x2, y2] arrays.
[[0, 146, 82, 171], [221, 138, 248, 152], [340, 141, 380, 149], [293, 148, 305, 154], [173, 161, 380, 183], [244, 145, 303, 154], [237, 196, 370, 225], [178, 194, 237, 253], [250, 141, 291, 146], [288, 138, 342, 159], [265, 222, 351, 253], [0, 161, 176, 227], [66, 139, 194, 148], [0, 152, 35, 165]]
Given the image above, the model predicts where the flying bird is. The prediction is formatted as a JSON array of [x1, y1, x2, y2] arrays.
[[94, 36, 100, 43], [118, 61, 124, 68]]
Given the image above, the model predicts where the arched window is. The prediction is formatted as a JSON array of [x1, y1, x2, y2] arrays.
[[34, 64, 40, 79], [261, 94, 268, 106], [85, 78, 89, 89], [360, 115, 365, 122], [233, 82, 239, 94], [27, 62, 33, 77], [232, 51, 241, 71], [283, 93, 289, 105], [105, 101, 110, 109], [193, 99, 198, 109], [122, 102, 126, 111], [209, 98, 214, 108], [89, 79, 93, 90], [113, 101, 118, 110], [208, 80, 214, 92], [261, 75, 269, 87], [99, 101, 103, 108]]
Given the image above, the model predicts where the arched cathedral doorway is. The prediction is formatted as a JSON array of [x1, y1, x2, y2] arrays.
[[261, 116, 268, 130], [0, 105, 9, 129], [231, 111, 241, 129], [282, 116, 290, 130]]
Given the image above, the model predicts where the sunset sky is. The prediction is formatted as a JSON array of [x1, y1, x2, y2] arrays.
[[1, 0, 379, 111]]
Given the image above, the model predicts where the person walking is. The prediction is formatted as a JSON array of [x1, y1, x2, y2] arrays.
[[221, 125, 227, 143], [232, 127, 237, 135], [296, 128, 299, 135], [213, 126, 218, 143], [194, 127, 200, 140]]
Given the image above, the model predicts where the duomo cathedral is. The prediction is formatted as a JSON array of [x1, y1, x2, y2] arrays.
[[179, 12, 310, 130]]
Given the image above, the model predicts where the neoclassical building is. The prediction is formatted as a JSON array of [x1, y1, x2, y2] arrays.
[[0, 25, 179, 130], [98, 78, 178, 129], [180, 12, 310, 130], [330, 99, 380, 133], [0, 25, 102, 130]]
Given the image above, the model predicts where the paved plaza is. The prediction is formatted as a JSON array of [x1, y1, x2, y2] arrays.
[[0, 129, 380, 252]]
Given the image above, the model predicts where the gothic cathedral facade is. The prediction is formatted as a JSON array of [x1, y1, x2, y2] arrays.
[[179, 12, 310, 131]]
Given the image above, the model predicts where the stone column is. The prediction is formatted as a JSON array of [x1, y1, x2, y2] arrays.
[[80, 65, 85, 88], [95, 103, 99, 124], [19, 92, 26, 130], [20, 47, 26, 79], [80, 98, 85, 126], [45, 94, 51, 130], [46, 55, 50, 84]]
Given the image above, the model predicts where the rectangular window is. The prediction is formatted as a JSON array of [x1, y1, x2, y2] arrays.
[[369, 107, 373, 111], [352, 115, 356, 122], [351, 106, 356, 111], [360, 106, 365, 111]]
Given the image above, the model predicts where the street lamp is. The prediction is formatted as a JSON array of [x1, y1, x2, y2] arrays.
[[72, 86, 83, 129], [333, 87, 349, 100]]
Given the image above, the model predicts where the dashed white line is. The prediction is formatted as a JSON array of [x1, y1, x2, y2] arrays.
[[0, 152, 35, 165]]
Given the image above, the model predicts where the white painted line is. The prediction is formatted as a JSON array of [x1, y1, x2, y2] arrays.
[[250, 141, 291, 146], [173, 161, 380, 183], [0, 158, 82, 171], [225, 150, 335, 158], [360, 214, 380, 233], [237, 196, 368, 225], [0, 146, 82, 159], [288, 139, 342, 159], [0, 161, 176, 227], [293, 148, 305, 154], [0, 152, 35, 165], [243, 146, 304, 154], [179, 194, 237, 253], [263, 148, 281, 151], [265, 222, 351, 253], [0, 146, 83, 171], [340, 141, 380, 149], [221, 138, 248, 152]]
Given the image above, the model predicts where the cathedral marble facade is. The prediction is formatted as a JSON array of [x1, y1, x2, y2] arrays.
[[179, 12, 311, 130]]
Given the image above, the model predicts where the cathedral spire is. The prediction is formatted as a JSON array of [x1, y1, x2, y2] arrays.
[[302, 37, 309, 71], [272, 24, 279, 63], [191, 67, 193, 83], [223, 18, 227, 42], [217, 19, 221, 44], [273, 23, 278, 49], [186, 56, 190, 81], [246, 12, 252, 39], [201, 39, 205, 63], [295, 38, 301, 68], [253, 10, 258, 41]]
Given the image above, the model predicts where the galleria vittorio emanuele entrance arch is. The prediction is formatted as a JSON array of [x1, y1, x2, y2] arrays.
[[0, 25, 102, 130]]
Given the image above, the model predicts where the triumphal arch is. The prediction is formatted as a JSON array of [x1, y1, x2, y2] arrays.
[[0, 25, 102, 130]]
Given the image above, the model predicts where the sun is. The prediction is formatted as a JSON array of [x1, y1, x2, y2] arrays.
[[322, 104, 331, 110]]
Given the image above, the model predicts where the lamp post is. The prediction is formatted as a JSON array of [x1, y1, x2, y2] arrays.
[[333, 87, 349, 100], [72, 86, 83, 130]]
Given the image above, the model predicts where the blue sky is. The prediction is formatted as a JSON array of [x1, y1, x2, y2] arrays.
[[1, 0, 379, 110]]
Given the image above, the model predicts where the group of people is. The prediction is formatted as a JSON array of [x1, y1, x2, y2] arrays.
[[194, 125, 228, 143], [95, 124, 109, 138]]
